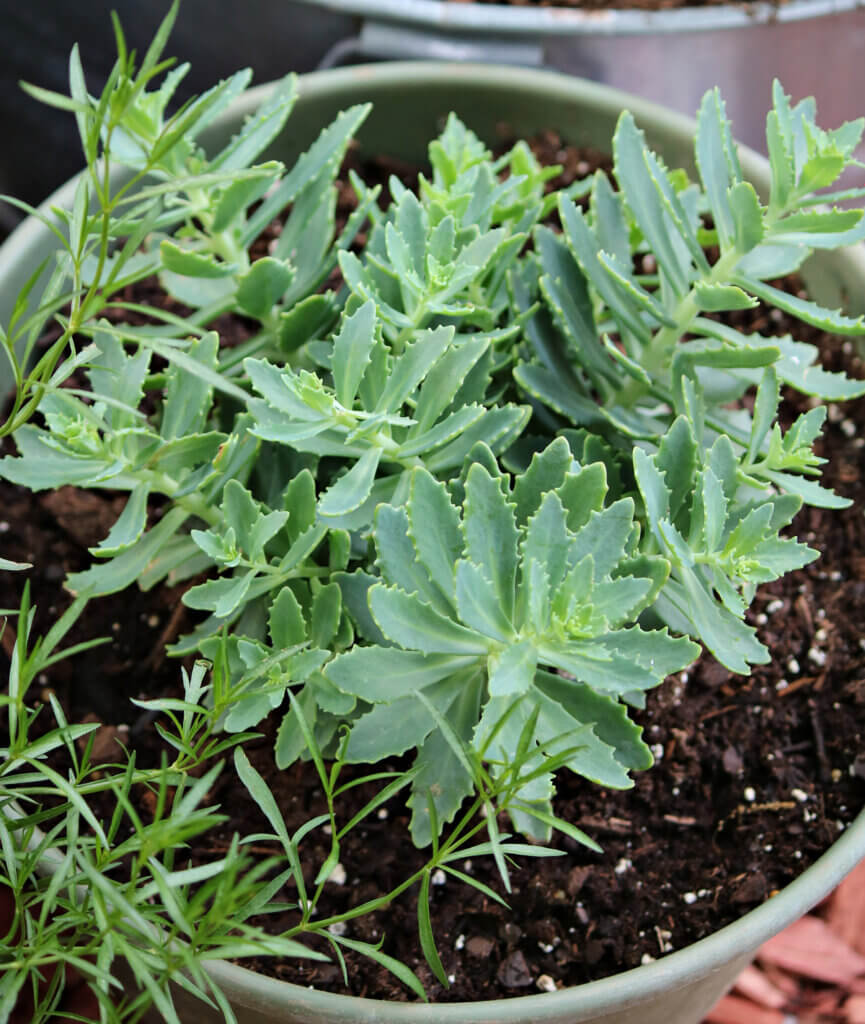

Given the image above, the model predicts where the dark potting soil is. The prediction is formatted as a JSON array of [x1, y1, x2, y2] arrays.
[[0, 139, 864, 1004]]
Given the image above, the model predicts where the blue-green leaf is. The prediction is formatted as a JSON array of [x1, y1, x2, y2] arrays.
[[695, 88, 740, 250], [412, 337, 489, 432], [90, 486, 150, 557], [727, 181, 764, 253], [375, 327, 453, 414], [748, 367, 780, 462], [455, 559, 514, 642], [406, 469, 462, 606], [395, 405, 485, 459], [318, 448, 382, 518], [612, 113, 690, 297], [521, 491, 569, 593], [235, 257, 294, 319], [309, 583, 341, 650], [736, 275, 865, 335], [512, 436, 572, 526], [487, 640, 537, 697], [369, 585, 490, 655], [694, 283, 758, 312], [462, 463, 519, 620], [160, 240, 236, 278], [327, 647, 474, 701], [344, 676, 464, 763], [67, 507, 189, 596], [330, 300, 377, 409], [269, 588, 307, 649]]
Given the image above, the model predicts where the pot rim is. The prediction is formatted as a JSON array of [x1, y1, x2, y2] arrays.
[[295, 0, 865, 37], [2, 59, 864, 1022], [205, 810, 865, 1020]]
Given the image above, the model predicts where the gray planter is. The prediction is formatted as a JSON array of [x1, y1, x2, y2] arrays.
[[1, 62, 863, 1024], [297, 0, 865, 160]]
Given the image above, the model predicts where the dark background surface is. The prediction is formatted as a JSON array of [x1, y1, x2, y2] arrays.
[[0, 0, 354, 221]]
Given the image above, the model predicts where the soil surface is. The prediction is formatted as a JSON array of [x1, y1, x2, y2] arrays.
[[0, 138, 863, 1005]]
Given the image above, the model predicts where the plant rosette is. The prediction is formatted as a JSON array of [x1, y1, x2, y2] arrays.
[[1, 12, 864, 1024]]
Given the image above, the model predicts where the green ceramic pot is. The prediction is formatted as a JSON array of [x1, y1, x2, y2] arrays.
[[1, 63, 863, 1024]]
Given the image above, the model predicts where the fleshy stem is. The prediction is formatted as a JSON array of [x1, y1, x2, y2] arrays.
[[615, 202, 788, 410]]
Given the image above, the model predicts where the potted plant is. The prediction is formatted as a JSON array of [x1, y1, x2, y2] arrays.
[[1, 7, 864, 1023]]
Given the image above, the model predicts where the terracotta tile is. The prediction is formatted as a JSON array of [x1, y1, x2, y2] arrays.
[[827, 862, 865, 957], [758, 915, 865, 986], [845, 994, 865, 1023], [761, 963, 801, 997], [733, 965, 788, 1009], [808, 988, 845, 1013], [704, 994, 786, 1024]]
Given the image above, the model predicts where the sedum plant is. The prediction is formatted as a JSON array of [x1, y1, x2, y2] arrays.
[[2, 16, 865, 1007]]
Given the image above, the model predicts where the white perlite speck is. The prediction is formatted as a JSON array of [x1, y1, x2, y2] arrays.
[[744, 787, 757, 803], [454, 934, 465, 951], [650, 743, 664, 761], [791, 788, 809, 803], [641, 953, 656, 965], [431, 869, 447, 886], [327, 921, 348, 936], [326, 863, 347, 886], [786, 657, 800, 675], [682, 892, 697, 905], [614, 858, 632, 875], [808, 647, 827, 667], [537, 974, 557, 993], [766, 599, 784, 615]]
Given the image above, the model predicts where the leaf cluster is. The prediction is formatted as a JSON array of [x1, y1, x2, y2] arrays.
[[2, 0, 864, 932], [1, 592, 583, 1017]]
